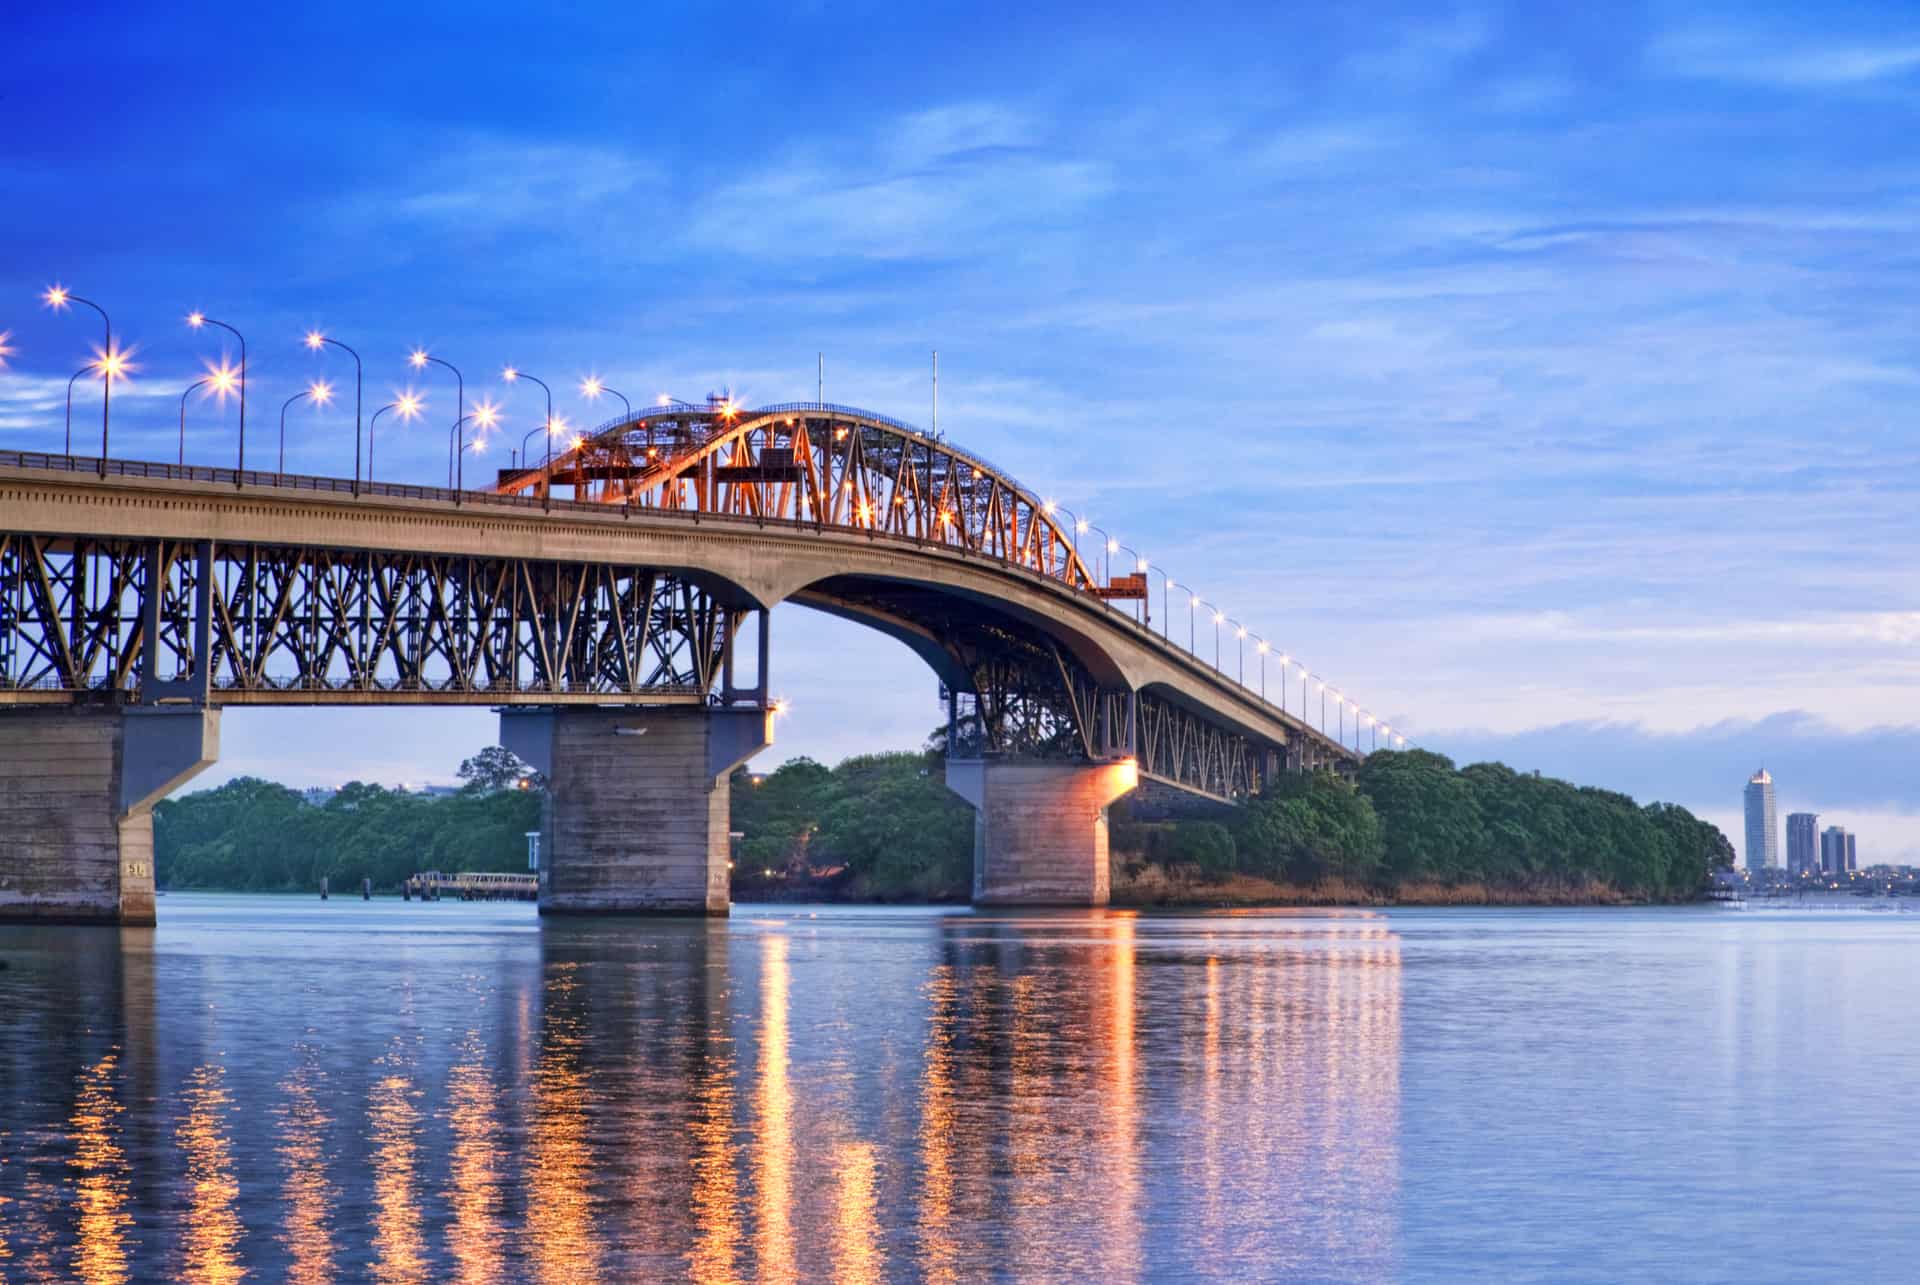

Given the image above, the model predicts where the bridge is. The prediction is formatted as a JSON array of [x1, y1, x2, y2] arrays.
[[0, 401, 1377, 924]]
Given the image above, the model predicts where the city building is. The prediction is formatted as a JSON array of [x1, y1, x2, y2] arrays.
[[1743, 769, 1778, 873], [1847, 832, 1858, 872], [1786, 812, 1819, 877], [1821, 826, 1852, 875]]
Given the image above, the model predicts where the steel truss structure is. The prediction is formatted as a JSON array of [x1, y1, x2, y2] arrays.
[[0, 533, 756, 706], [499, 402, 1102, 593], [805, 579, 1278, 801]]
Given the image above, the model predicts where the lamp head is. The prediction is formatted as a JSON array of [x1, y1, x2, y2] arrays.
[[186, 312, 206, 329], [580, 377, 603, 399], [502, 366, 518, 382], [307, 379, 334, 406], [409, 349, 429, 369], [42, 284, 70, 309], [304, 330, 326, 351]]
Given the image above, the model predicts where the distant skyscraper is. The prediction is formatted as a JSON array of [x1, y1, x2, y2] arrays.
[[1743, 769, 1778, 873], [1847, 833, 1858, 872], [1786, 813, 1819, 877], [1821, 826, 1851, 875]]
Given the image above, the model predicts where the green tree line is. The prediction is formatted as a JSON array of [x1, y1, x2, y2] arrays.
[[154, 742, 1730, 903], [1117, 749, 1732, 900], [154, 751, 543, 892]]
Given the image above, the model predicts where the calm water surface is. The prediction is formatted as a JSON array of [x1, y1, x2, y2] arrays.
[[1, 896, 1915, 1282]]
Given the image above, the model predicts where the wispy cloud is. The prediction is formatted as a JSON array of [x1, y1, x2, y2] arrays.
[[685, 102, 1111, 260], [1652, 25, 1920, 87]]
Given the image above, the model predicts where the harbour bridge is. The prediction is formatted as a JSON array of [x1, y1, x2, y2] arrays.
[[0, 400, 1385, 924]]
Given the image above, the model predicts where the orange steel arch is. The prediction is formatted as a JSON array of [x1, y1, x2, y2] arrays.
[[494, 401, 1101, 594]]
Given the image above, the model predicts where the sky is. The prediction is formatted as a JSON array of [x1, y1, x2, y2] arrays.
[[4, 1, 1918, 862]]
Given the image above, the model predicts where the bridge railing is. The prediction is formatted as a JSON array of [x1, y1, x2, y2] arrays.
[[0, 447, 1371, 759]]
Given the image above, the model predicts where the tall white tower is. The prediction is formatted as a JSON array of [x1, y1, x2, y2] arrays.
[[1743, 769, 1779, 873]]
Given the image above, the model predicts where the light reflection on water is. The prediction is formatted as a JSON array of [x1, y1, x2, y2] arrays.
[[0, 897, 1915, 1280]]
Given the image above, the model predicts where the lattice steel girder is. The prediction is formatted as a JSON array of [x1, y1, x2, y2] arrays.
[[497, 404, 1103, 596], [0, 532, 750, 706], [798, 575, 1274, 801]]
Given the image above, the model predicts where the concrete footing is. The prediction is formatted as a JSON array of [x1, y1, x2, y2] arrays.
[[503, 706, 771, 916], [946, 758, 1140, 907], [0, 706, 220, 925]]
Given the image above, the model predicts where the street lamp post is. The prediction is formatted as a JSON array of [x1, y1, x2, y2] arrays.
[[409, 349, 464, 492], [179, 377, 210, 467], [64, 365, 90, 455], [42, 286, 112, 474], [305, 332, 362, 493], [179, 363, 240, 467], [1228, 619, 1246, 685], [187, 314, 246, 483], [502, 367, 554, 508], [449, 403, 500, 492], [367, 394, 424, 485], [1254, 637, 1268, 700], [280, 381, 334, 478], [580, 377, 630, 422]]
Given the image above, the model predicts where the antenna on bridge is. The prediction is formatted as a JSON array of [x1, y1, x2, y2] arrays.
[[817, 352, 823, 406], [932, 349, 938, 437]]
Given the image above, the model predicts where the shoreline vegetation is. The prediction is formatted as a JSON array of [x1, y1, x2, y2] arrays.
[[154, 741, 1734, 907]]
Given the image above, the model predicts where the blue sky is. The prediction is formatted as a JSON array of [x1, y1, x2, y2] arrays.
[[4, 2, 1918, 860]]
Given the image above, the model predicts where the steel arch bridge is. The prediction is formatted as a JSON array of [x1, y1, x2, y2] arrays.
[[0, 402, 1362, 804]]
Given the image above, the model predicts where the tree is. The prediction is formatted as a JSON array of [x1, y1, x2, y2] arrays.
[[457, 745, 533, 793]]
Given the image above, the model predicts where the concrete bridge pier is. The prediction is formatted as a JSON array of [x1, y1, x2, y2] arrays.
[[946, 758, 1140, 907], [0, 706, 220, 925], [502, 706, 772, 916]]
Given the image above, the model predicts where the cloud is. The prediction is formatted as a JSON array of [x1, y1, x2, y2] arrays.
[[685, 102, 1112, 260], [1651, 26, 1920, 87]]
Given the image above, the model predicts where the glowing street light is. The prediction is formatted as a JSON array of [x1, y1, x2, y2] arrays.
[[279, 379, 333, 477], [503, 365, 555, 504], [43, 284, 113, 472], [305, 330, 363, 491], [579, 375, 631, 422], [178, 360, 240, 466], [367, 391, 425, 484], [186, 312, 247, 481], [409, 348, 466, 492], [449, 398, 500, 494], [0, 330, 13, 367]]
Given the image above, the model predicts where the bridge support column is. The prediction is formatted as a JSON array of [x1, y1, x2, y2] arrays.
[[0, 706, 220, 925], [946, 758, 1139, 907], [503, 706, 771, 916]]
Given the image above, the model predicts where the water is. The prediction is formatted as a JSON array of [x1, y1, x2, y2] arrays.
[[1, 896, 1915, 1282]]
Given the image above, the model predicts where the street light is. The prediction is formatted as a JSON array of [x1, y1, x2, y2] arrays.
[[64, 365, 91, 455], [579, 376, 631, 422], [409, 348, 464, 490], [1254, 637, 1269, 700], [1228, 619, 1247, 685], [367, 391, 425, 484], [186, 313, 247, 481], [305, 331, 362, 491], [178, 377, 209, 467], [280, 380, 333, 477], [43, 285, 113, 473], [503, 366, 554, 507], [179, 362, 238, 466], [519, 415, 569, 474], [449, 400, 500, 494]]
